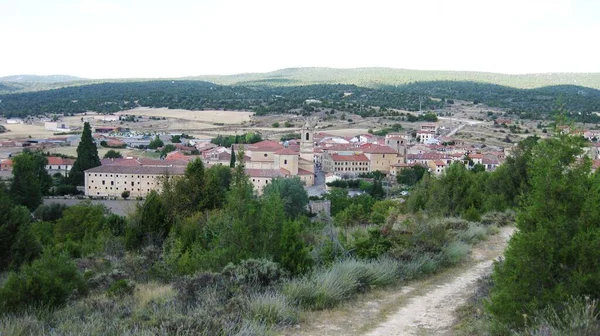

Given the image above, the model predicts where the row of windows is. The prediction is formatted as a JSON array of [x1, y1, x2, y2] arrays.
[[90, 186, 154, 191], [89, 173, 158, 178], [94, 188, 153, 195], [334, 167, 369, 172], [334, 161, 368, 166]]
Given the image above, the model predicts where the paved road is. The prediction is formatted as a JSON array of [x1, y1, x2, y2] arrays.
[[306, 169, 326, 197]]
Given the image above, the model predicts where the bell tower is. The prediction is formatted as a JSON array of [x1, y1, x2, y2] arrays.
[[300, 124, 314, 164]]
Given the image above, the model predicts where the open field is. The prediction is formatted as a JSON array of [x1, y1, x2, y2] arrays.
[[117, 107, 254, 124], [0, 123, 57, 140], [47, 146, 147, 159], [321, 128, 371, 137]]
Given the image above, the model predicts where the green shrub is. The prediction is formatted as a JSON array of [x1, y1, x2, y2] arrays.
[[457, 223, 488, 244], [173, 272, 224, 307], [222, 259, 287, 287], [352, 227, 392, 259], [0, 251, 87, 312], [33, 203, 68, 222], [284, 257, 399, 310], [30, 221, 54, 246], [107, 279, 135, 297], [480, 211, 515, 227], [520, 296, 600, 336], [398, 253, 442, 280], [463, 206, 481, 222], [247, 291, 298, 326], [441, 241, 471, 266]]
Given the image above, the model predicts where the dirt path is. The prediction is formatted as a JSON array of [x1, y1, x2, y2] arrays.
[[285, 226, 514, 336]]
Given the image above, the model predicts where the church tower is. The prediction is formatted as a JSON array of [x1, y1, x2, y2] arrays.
[[300, 125, 314, 164]]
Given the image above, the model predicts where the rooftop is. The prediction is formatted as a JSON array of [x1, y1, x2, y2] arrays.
[[85, 165, 186, 175], [331, 153, 369, 162]]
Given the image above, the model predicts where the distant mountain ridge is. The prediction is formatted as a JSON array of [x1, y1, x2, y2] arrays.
[[190, 67, 600, 90], [2, 68, 600, 95], [0, 75, 85, 83]]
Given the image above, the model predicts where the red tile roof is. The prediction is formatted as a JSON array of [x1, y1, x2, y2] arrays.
[[245, 169, 285, 178], [360, 144, 398, 154], [46, 157, 74, 165], [274, 148, 299, 155], [298, 168, 313, 175], [85, 165, 186, 175], [331, 153, 369, 162], [247, 140, 284, 150]]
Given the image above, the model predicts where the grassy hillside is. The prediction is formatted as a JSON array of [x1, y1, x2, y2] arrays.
[[190, 67, 600, 90]]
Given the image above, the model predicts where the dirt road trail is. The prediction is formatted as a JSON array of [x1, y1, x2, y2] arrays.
[[285, 226, 515, 336]]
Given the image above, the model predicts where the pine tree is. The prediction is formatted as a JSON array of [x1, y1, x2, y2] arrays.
[[69, 122, 100, 186], [487, 134, 599, 329], [278, 219, 312, 275]]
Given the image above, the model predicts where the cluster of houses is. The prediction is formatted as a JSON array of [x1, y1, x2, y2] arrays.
[[78, 123, 511, 198], [20, 120, 600, 199]]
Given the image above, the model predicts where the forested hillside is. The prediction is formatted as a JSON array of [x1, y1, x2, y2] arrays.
[[0, 81, 441, 117], [389, 81, 600, 122], [1, 79, 600, 121]]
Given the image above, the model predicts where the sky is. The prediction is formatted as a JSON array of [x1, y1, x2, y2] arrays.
[[0, 0, 599, 78]]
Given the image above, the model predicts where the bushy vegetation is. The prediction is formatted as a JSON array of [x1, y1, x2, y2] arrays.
[[0, 143, 508, 333], [452, 125, 600, 334], [3, 74, 600, 121], [13, 125, 599, 334]]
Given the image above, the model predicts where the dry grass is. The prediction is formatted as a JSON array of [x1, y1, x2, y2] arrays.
[[134, 282, 176, 308], [48, 146, 142, 158], [118, 107, 254, 124], [0, 123, 57, 139], [320, 128, 370, 137]]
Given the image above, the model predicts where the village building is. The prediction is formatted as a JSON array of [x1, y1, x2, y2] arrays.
[[416, 130, 435, 144], [45, 157, 75, 175], [84, 165, 185, 198]]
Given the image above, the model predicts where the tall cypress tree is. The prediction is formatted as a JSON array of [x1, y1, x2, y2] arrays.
[[230, 146, 236, 168], [69, 122, 101, 186]]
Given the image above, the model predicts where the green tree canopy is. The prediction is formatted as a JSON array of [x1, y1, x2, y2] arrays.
[[103, 149, 123, 159], [148, 135, 164, 149], [397, 165, 428, 186], [262, 177, 309, 219], [10, 151, 51, 210], [487, 134, 599, 329]]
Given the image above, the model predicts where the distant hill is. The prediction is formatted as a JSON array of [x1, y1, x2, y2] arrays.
[[1, 80, 600, 123], [190, 67, 600, 90], [0, 75, 84, 83]]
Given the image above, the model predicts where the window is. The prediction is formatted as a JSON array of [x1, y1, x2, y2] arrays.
[[305, 132, 309, 141], [131, 182, 134, 186], [110, 181, 114, 186], [264, 153, 268, 157], [102, 180, 105, 185], [284, 159, 287, 164]]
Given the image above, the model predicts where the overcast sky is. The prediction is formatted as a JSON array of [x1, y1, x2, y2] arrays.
[[1, 0, 598, 78]]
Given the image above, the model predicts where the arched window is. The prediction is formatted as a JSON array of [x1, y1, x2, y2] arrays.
[[305, 132, 310, 141]]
